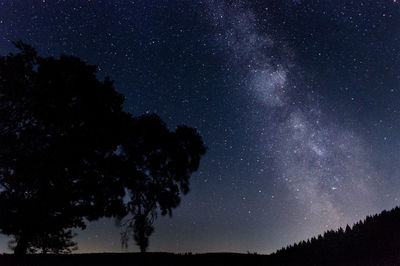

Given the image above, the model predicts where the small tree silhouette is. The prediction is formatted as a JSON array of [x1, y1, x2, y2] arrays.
[[117, 116, 206, 252]]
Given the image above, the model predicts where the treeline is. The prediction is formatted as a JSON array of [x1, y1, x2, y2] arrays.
[[270, 206, 400, 265]]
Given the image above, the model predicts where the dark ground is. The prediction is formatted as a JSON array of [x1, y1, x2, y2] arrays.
[[0, 253, 266, 266], [1, 252, 400, 266]]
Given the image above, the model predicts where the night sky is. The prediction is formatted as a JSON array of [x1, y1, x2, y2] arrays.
[[1, 0, 400, 254]]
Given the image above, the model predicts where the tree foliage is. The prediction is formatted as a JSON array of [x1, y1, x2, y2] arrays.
[[0, 42, 206, 254], [117, 116, 206, 252]]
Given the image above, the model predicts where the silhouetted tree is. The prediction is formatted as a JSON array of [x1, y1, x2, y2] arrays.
[[0, 42, 206, 254], [0, 42, 127, 254], [118, 115, 206, 252]]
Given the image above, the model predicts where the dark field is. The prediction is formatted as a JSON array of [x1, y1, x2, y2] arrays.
[[0, 253, 266, 266], [1, 252, 400, 266]]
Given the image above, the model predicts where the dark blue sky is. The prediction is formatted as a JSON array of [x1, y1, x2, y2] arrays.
[[1, 0, 400, 254]]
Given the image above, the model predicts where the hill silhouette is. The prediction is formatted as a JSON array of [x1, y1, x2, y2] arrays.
[[2, 207, 400, 265]]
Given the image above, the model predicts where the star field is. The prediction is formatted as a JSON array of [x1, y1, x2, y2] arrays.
[[1, 0, 400, 254]]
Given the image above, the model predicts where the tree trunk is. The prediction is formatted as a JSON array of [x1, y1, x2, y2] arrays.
[[14, 235, 28, 255], [138, 221, 148, 253], [134, 215, 149, 253], [139, 242, 146, 253]]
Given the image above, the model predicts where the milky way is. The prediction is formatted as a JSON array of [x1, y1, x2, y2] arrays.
[[1, 0, 400, 254], [204, 0, 382, 232]]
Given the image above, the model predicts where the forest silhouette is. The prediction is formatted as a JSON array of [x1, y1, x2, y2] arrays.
[[269, 206, 400, 265]]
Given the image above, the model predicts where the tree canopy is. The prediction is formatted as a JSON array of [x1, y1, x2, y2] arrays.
[[117, 115, 206, 252], [0, 42, 206, 254]]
